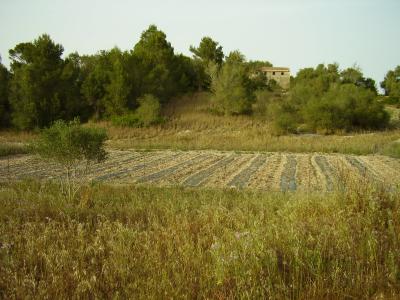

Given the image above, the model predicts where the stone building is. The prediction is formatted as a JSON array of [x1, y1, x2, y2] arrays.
[[260, 67, 290, 90]]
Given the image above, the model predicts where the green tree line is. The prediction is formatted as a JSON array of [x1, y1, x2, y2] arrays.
[[0, 25, 228, 129], [265, 64, 398, 133], [0, 24, 399, 133]]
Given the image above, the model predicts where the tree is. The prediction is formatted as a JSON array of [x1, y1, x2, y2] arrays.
[[0, 57, 10, 127], [33, 119, 107, 201], [60, 52, 90, 121], [190, 37, 224, 65], [170, 54, 198, 94], [132, 25, 177, 102], [189, 37, 224, 90], [80, 52, 110, 119], [8, 34, 65, 129], [341, 66, 377, 94], [293, 63, 340, 97], [381, 66, 400, 100], [211, 51, 252, 115], [270, 63, 389, 134], [303, 84, 389, 132], [103, 48, 131, 116]]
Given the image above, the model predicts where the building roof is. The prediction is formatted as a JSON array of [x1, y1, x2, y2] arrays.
[[261, 67, 290, 72]]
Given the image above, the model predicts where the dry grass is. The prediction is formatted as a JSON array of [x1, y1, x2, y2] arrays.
[[0, 143, 30, 157], [1, 93, 399, 156], [89, 93, 400, 155], [0, 129, 37, 143], [0, 179, 400, 299]]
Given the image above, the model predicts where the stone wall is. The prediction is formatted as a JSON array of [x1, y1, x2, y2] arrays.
[[261, 67, 290, 89]]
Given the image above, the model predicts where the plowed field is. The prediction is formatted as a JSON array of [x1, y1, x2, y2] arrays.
[[1, 150, 399, 191]]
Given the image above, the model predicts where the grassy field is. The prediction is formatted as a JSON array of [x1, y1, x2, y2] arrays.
[[1, 93, 399, 156], [0, 130, 35, 157], [1, 94, 400, 298], [0, 143, 30, 157], [1, 179, 399, 299], [93, 93, 400, 155]]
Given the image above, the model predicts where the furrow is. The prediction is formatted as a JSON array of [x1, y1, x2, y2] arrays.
[[136, 153, 208, 184], [182, 154, 235, 187], [295, 154, 319, 191], [314, 155, 335, 191], [89, 151, 144, 174], [89, 151, 158, 179], [94, 152, 184, 181], [358, 155, 400, 185], [206, 154, 254, 188], [227, 154, 267, 188], [344, 155, 382, 185], [280, 155, 297, 191], [247, 153, 282, 190], [157, 153, 222, 186]]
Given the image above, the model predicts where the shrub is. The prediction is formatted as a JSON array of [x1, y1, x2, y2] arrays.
[[111, 112, 140, 127], [211, 56, 252, 115], [111, 94, 163, 128], [381, 96, 400, 106], [32, 118, 107, 200], [269, 101, 300, 134], [135, 94, 162, 126], [272, 83, 390, 134], [253, 90, 272, 117], [303, 84, 389, 132]]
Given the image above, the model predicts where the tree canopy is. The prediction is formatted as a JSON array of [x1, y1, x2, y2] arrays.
[[269, 64, 388, 134], [190, 37, 224, 65], [9, 34, 68, 129], [0, 26, 395, 135], [381, 66, 400, 101], [0, 58, 10, 127]]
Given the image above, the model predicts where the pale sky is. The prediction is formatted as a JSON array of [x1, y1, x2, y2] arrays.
[[1, 0, 399, 89]]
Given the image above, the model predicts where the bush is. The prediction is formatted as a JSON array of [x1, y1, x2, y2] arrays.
[[272, 83, 390, 134], [269, 101, 300, 134], [253, 90, 272, 117], [34, 118, 107, 165], [381, 96, 400, 106], [135, 94, 162, 126], [111, 112, 140, 127], [211, 58, 252, 115], [112, 94, 163, 127], [303, 84, 389, 132], [33, 118, 107, 200]]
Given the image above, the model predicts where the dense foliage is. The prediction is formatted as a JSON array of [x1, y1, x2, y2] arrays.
[[381, 66, 400, 104], [268, 64, 390, 133], [0, 26, 396, 134], [1, 26, 201, 130], [111, 94, 162, 127], [0, 58, 10, 127], [34, 118, 107, 167]]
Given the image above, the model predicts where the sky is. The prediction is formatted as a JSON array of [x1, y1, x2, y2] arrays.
[[0, 0, 399, 89]]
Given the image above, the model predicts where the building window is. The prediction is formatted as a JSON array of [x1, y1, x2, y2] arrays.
[[272, 72, 275, 75], [281, 72, 284, 75]]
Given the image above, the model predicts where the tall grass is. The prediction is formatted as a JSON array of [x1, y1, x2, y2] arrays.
[[1, 179, 399, 298], [0, 143, 29, 157], [1, 94, 400, 156], [92, 93, 400, 155], [0, 130, 35, 157]]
